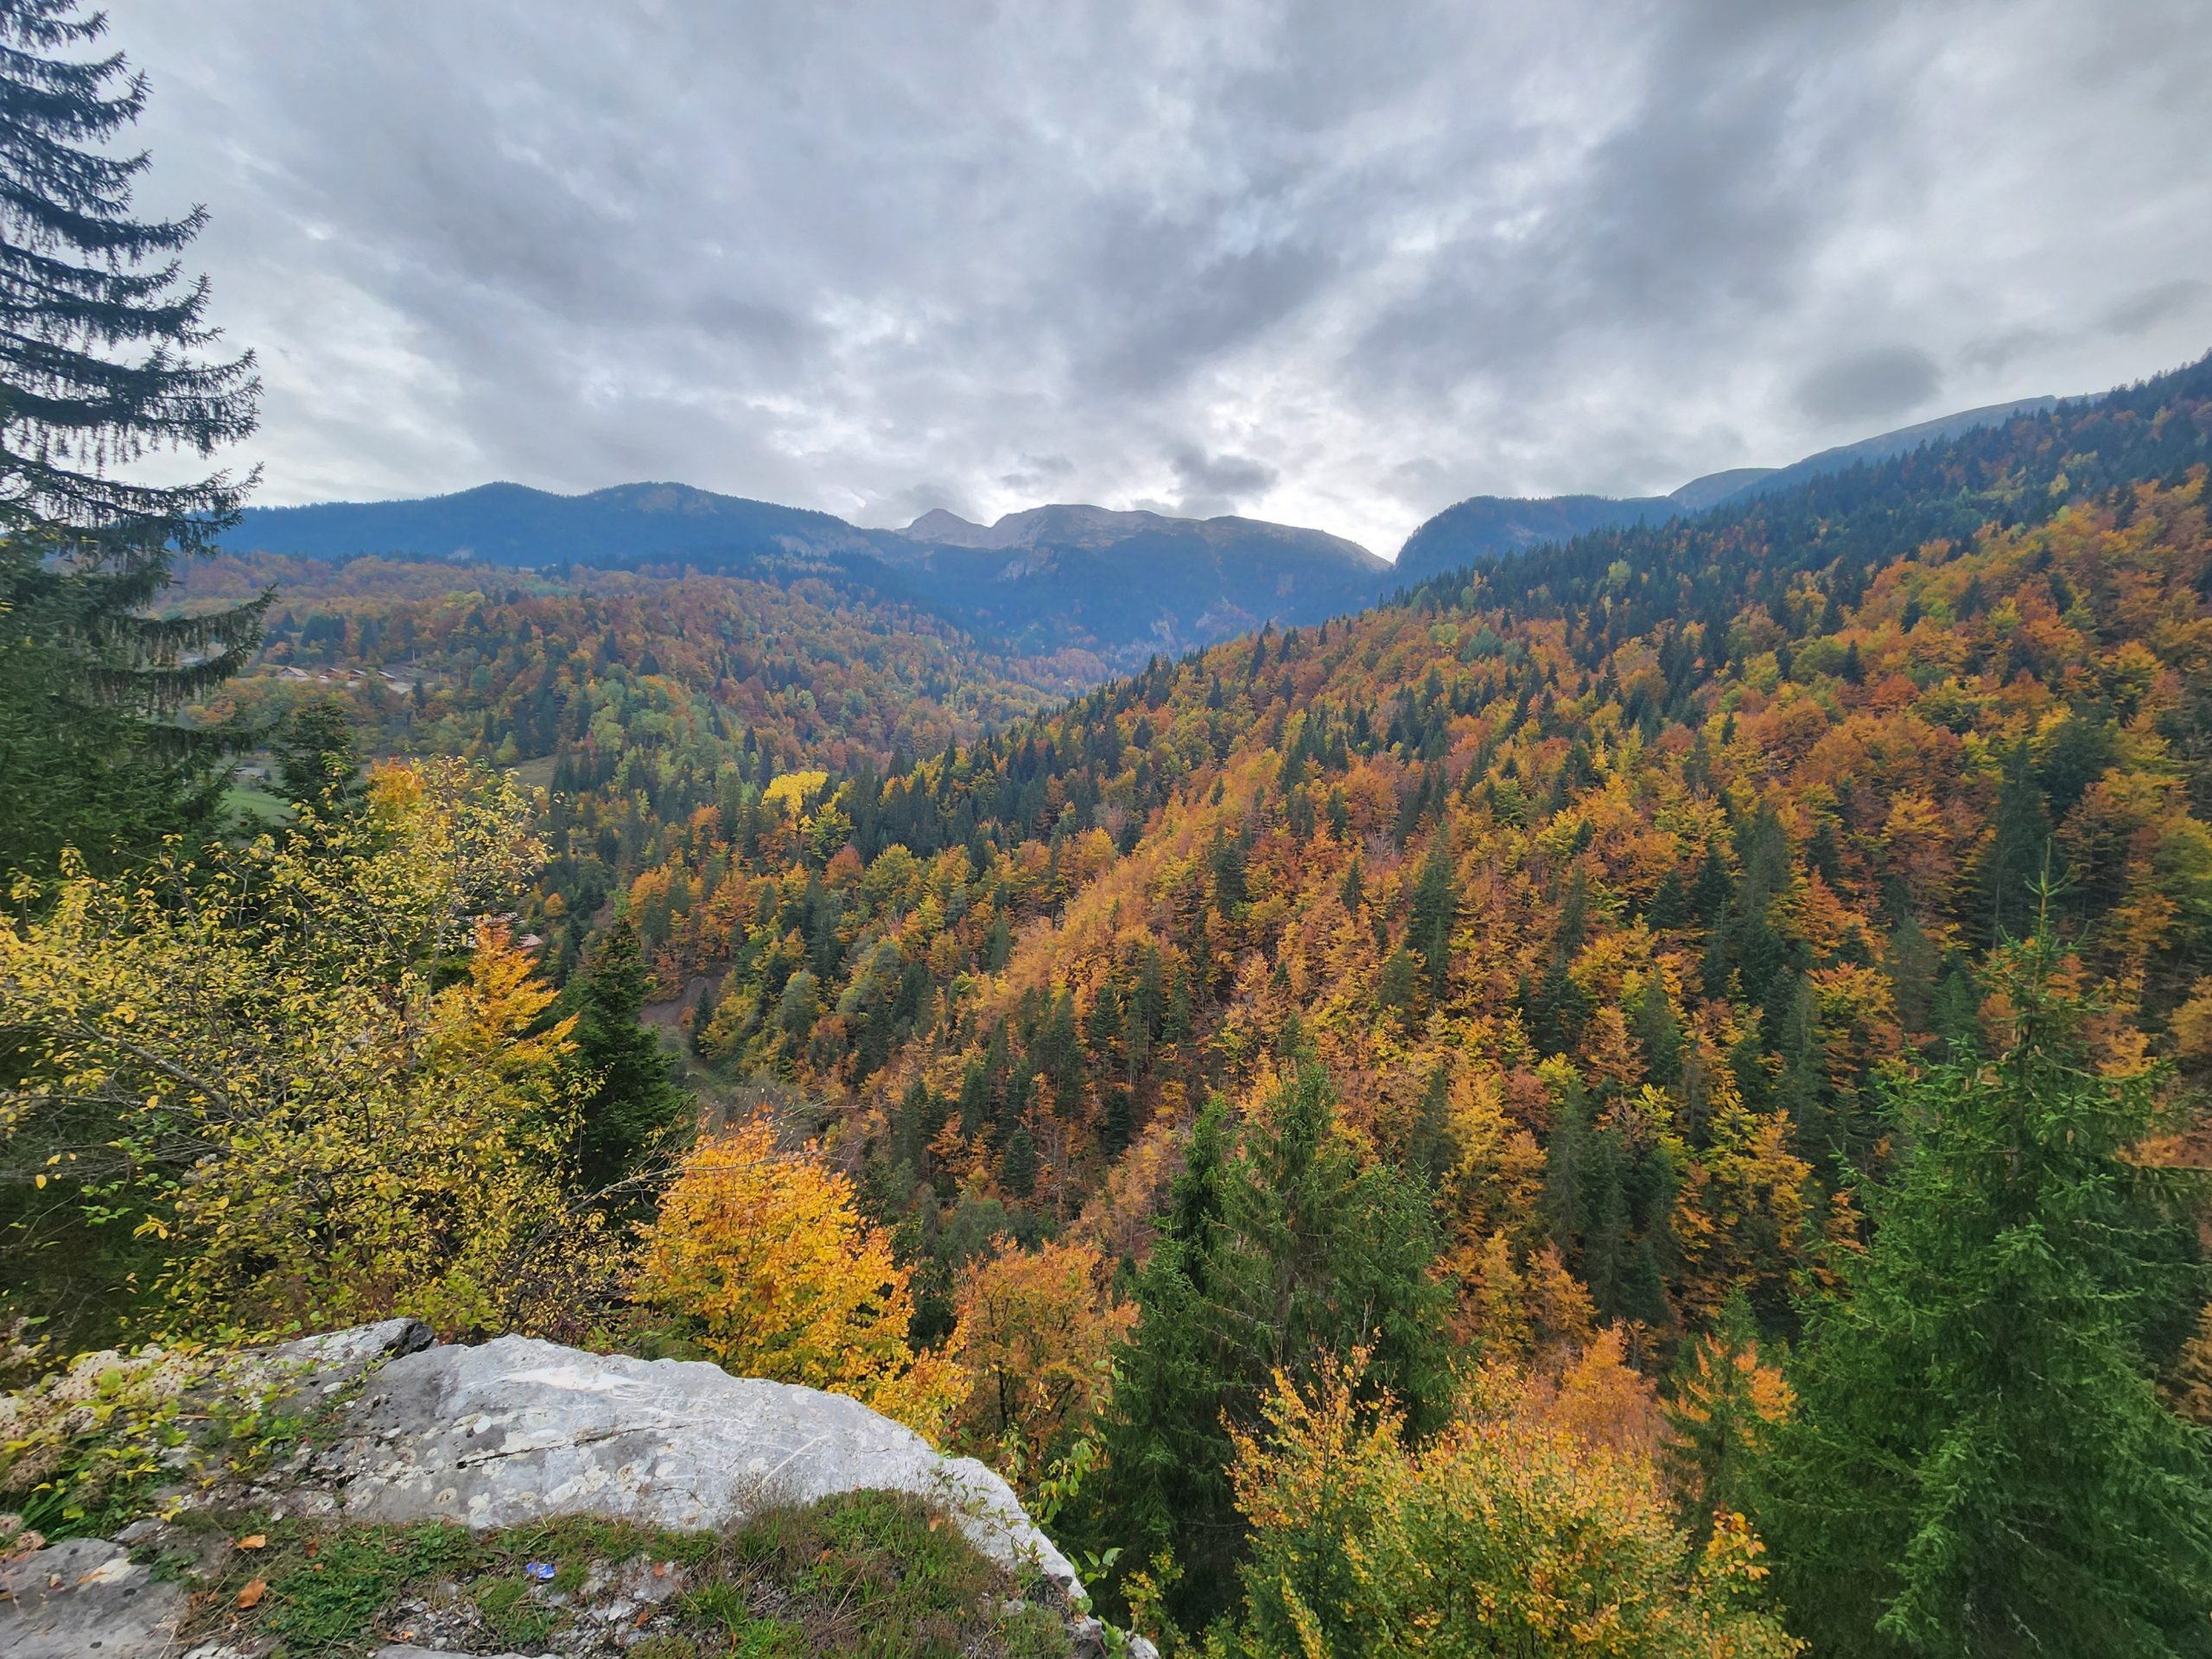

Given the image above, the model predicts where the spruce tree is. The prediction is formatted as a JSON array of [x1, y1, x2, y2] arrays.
[[1081, 1065, 1449, 1628], [1755, 924, 2212, 1656], [1975, 738, 2053, 945], [1408, 834, 1456, 992], [570, 913, 692, 1186], [271, 695, 359, 809], [0, 0, 264, 880]]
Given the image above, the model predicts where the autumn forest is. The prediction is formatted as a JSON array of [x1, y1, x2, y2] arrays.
[[5, 3, 2212, 1656]]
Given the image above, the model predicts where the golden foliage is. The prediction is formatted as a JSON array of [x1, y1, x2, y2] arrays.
[[1226, 1348, 1802, 1657], [945, 1236, 1134, 1480], [633, 1120, 961, 1440], [0, 761, 613, 1343]]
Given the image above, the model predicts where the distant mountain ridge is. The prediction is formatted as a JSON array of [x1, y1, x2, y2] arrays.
[[1392, 395, 2064, 586], [222, 391, 2082, 663], [225, 480, 880, 568], [221, 486, 1384, 668], [899, 502, 1379, 566]]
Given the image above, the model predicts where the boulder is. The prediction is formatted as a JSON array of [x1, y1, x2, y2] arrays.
[[294, 1332, 1081, 1597], [0, 1535, 186, 1659]]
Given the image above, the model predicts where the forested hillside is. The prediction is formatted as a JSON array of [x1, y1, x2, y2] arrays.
[[563, 353, 2212, 1643], [1385, 394, 2065, 585], [170, 552, 1090, 976], [626, 355, 2212, 1203], [8, 6, 2212, 1649]]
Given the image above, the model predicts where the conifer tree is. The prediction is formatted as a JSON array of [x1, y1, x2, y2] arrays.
[[570, 913, 692, 1185], [1755, 922, 2212, 1656], [1975, 738, 2053, 944], [271, 695, 359, 809], [1662, 1289, 1792, 1541], [1081, 1065, 1448, 1628], [0, 0, 264, 879], [1408, 835, 1456, 992]]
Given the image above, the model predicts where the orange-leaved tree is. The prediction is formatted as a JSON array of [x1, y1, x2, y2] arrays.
[[633, 1119, 962, 1439], [946, 1236, 1134, 1485]]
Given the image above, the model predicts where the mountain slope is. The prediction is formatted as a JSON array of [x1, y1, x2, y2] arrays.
[[594, 345, 2211, 1370], [882, 504, 1386, 666], [221, 487, 1384, 667], [1392, 392, 2065, 586], [225, 480, 880, 567]]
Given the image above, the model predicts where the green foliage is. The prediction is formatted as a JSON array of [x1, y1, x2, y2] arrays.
[[0, 1340, 311, 1540], [0, 761, 620, 1345], [272, 696, 360, 809], [1756, 926, 2212, 1656], [261, 1521, 479, 1651], [570, 911, 692, 1185], [0, 0, 265, 883], [166, 1496, 1068, 1659], [1659, 1290, 1792, 1541], [1081, 1065, 1451, 1627]]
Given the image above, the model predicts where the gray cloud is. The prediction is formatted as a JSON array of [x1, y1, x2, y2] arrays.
[[1171, 446, 1279, 517], [104, 0, 2212, 556], [998, 455, 1077, 498], [2103, 278, 2209, 337], [1796, 345, 1943, 424]]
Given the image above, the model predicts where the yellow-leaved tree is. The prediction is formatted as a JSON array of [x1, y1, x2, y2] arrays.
[[1226, 1349, 1802, 1658], [633, 1119, 962, 1440], [0, 760, 618, 1344]]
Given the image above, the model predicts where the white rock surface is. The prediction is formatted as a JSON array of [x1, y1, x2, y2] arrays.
[[267, 1314, 435, 1390], [0, 1535, 186, 1658], [302, 1332, 1081, 1596]]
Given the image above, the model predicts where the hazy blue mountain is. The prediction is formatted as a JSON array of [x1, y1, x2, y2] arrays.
[[219, 483, 1384, 667], [223, 480, 882, 568], [1392, 394, 2062, 586], [219, 393, 2076, 663], [882, 504, 1386, 664]]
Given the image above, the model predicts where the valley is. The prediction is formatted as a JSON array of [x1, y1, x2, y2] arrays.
[[7, 5, 2212, 1649]]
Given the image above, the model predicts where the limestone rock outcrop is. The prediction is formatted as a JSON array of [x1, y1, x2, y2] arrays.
[[2, 1320, 1113, 1656], [285, 1323, 1079, 1594]]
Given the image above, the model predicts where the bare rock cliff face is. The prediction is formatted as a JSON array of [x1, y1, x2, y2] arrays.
[[1, 1320, 1111, 1659]]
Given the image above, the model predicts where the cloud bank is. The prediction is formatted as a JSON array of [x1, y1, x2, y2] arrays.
[[111, 0, 2212, 555]]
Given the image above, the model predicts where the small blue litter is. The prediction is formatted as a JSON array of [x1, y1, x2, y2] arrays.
[[524, 1561, 556, 1581]]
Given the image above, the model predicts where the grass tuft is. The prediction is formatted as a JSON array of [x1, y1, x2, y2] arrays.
[[161, 1491, 1071, 1658]]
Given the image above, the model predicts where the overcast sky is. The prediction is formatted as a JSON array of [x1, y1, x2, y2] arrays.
[[107, 0, 2212, 557]]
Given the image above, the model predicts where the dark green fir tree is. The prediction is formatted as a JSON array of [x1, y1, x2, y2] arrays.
[[271, 694, 359, 810], [1077, 1064, 1449, 1630], [0, 0, 265, 881], [569, 912, 692, 1186], [1755, 918, 2212, 1656]]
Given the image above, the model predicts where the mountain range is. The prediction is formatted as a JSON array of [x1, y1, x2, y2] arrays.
[[220, 486, 1391, 668], [1388, 395, 2062, 584], [219, 392, 2069, 664]]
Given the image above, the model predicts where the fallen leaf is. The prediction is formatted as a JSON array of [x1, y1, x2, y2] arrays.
[[237, 1579, 266, 1610], [236, 1535, 267, 1551], [303, 1538, 320, 1558]]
